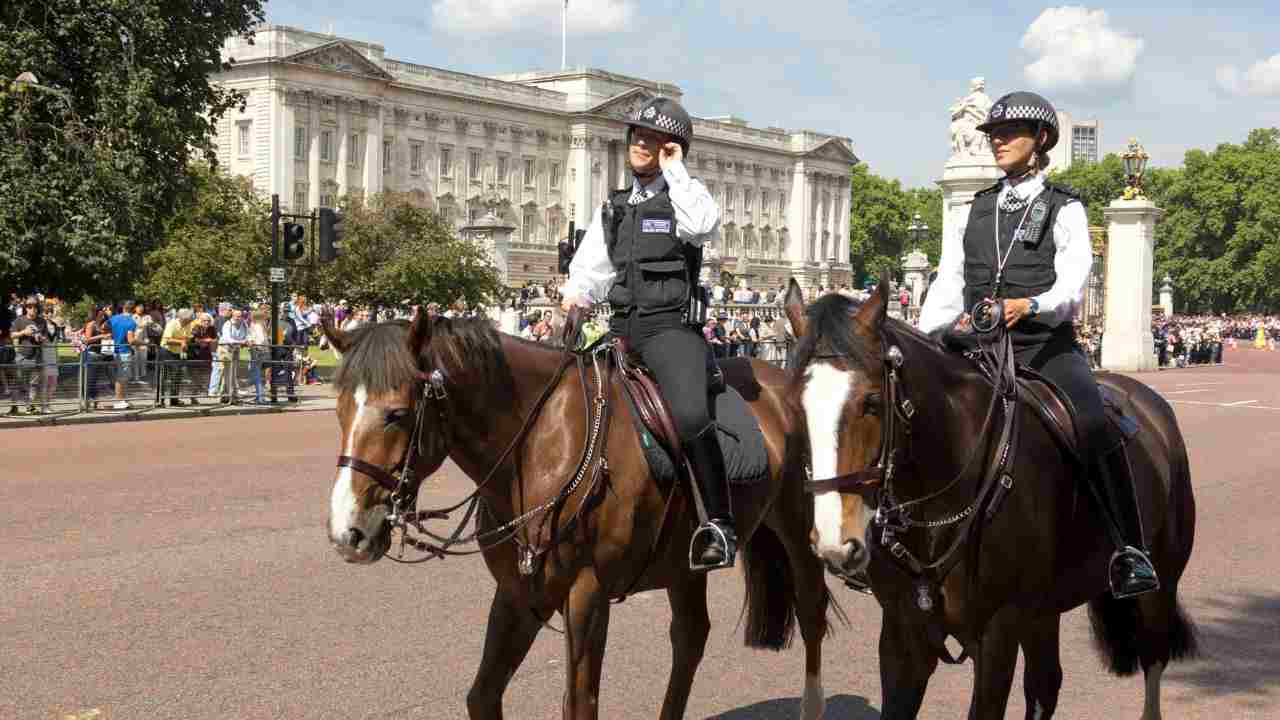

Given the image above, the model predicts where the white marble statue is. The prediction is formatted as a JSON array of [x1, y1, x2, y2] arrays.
[[948, 77, 993, 161]]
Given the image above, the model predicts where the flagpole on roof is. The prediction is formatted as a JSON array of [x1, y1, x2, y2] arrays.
[[562, 0, 568, 70]]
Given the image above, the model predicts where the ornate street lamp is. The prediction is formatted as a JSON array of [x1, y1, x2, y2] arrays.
[[1121, 138, 1150, 200], [906, 212, 929, 249]]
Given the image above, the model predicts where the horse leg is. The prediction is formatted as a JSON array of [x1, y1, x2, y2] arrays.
[[561, 568, 611, 720], [466, 589, 544, 720], [1134, 585, 1198, 720], [658, 573, 710, 720], [966, 606, 1020, 720], [770, 515, 831, 720], [1018, 613, 1063, 719], [878, 609, 938, 720]]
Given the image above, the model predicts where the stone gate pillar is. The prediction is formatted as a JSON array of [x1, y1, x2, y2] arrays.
[[1159, 275, 1175, 318], [1101, 199, 1163, 372]]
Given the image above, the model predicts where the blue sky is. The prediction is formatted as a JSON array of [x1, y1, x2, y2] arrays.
[[262, 1, 1280, 188]]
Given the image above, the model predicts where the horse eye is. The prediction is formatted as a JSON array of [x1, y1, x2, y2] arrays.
[[384, 409, 410, 428]]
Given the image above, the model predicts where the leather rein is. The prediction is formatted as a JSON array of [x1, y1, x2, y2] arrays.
[[803, 300, 1024, 663]]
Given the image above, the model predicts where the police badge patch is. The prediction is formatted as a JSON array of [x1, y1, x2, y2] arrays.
[[643, 106, 657, 119], [991, 104, 1005, 119], [642, 218, 672, 233]]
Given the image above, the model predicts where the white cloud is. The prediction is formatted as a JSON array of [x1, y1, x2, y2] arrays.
[[431, 0, 634, 36], [1216, 54, 1280, 97], [1020, 6, 1144, 92]]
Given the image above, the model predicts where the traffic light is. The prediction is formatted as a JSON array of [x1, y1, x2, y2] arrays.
[[282, 221, 306, 261], [318, 207, 344, 263]]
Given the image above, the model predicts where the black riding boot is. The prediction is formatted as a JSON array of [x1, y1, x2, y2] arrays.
[[1097, 452, 1160, 599], [687, 423, 737, 571]]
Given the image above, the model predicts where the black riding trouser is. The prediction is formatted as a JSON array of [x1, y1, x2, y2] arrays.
[[614, 310, 712, 442], [1016, 328, 1106, 456]]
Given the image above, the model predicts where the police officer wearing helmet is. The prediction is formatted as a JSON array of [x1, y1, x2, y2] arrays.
[[919, 91, 1159, 598], [561, 97, 736, 571]]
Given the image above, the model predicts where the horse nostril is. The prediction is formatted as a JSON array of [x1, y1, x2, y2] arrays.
[[343, 528, 365, 549]]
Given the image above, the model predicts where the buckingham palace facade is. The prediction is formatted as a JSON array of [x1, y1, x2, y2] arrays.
[[212, 25, 857, 289]]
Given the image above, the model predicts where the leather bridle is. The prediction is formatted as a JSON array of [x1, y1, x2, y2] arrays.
[[801, 300, 1025, 662]]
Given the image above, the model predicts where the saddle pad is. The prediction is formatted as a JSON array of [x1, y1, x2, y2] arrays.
[[624, 386, 770, 487]]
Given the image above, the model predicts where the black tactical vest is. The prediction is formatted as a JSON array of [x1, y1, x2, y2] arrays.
[[604, 188, 699, 316], [962, 180, 1081, 346]]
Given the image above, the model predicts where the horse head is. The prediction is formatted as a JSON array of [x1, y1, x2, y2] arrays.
[[321, 311, 450, 564], [785, 273, 894, 580]]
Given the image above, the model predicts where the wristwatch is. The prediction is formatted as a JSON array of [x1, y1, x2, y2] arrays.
[[1027, 298, 1040, 317]]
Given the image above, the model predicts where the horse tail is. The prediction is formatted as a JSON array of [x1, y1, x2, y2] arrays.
[[740, 523, 797, 650], [1088, 594, 1200, 676]]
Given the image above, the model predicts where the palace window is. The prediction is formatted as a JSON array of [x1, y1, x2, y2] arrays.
[[294, 187, 307, 213], [320, 130, 333, 162], [469, 150, 481, 181], [410, 143, 423, 173], [550, 161, 561, 189], [440, 147, 452, 177], [778, 192, 787, 215], [724, 185, 735, 210], [294, 126, 306, 160], [523, 208, 537, 242], [760, 190, 770, 215], [382, 140, 392, 174], [498, 156, 509, 184], [237, 122, 251, 157], [524, 158, 535, 186], [744, 189, 753, 212], [348, 134, 360, 167]]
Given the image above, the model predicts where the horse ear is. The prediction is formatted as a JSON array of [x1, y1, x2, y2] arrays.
[[853, 270, 890, 336], [319, 312, 352, 354], [783, 278, 808, 339], [407, 306, 433, 356]]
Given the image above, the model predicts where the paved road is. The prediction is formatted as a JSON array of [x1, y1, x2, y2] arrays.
[[5, 348, 1279, 719]]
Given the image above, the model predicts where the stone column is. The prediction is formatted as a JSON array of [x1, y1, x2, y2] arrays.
[[901, 248, 930, 306], [276, 88, 295, 211], [1101, 199, 1164, 372], [363, 102, 383, 198], [335, 99, 349, 199], [1159, 275, 1175, 317], [937, 159, 1001, 248], [307, 93, 321, 212], [568, 129, 593, 229]]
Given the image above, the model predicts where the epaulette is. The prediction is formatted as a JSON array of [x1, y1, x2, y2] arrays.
[[973, 182, 1002, 197], [1044, 181, 1082, 201]]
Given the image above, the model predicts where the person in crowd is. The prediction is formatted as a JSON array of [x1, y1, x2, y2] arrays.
[[107, 301, 138, 410], [159, 309, 195, 407], [271, 305, 300, 403], [130, 303, 152, 384], [38, 303, 61, 412], [747, 314, 762, 358], [9, 300, 46, 414], [247, 309, 269, 404], [209, 308, 248, 402], [187, 313, 217, 406], [82, 307, 113, 410], [0, 299, 12, 414]]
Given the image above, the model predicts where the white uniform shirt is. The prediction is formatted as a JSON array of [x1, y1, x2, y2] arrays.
[[561, 159, 720, 304], [918, 172, 1092, 335]]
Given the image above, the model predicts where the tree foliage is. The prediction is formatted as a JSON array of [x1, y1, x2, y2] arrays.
[[0, 0, 266, 298], [135, 164, 271, 306], [848, 164, 942, 287], [298, 193, 505, 309]]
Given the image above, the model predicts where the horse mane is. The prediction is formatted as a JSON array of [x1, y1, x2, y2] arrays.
[[333, 316, 551, 398], [790, 294, 882, 377]]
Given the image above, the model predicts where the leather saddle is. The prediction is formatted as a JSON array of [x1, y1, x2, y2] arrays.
[[609, 338, 726, 467], [1015, 367, 1140, 464]]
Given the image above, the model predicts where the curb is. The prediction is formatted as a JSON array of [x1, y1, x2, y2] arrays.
[[0, 399, 337, 430]]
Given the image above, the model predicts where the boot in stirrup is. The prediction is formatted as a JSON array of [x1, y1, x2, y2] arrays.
[[687, 424, 736, 571], [1100, 452, 1160, 599]]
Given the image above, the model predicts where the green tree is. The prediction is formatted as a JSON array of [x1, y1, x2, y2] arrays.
[[1048, 154, 1128, 225], [846, 165, 943, 288], [135, 164, 271, 306], [1154, 128, 1280, 313], [301, 193, 505, 308], [0, 0, 266, 298]]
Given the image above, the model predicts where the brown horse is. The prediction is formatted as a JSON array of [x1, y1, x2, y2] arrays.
[[783, 279, 1198, 719], [320, 311, 840, 719]]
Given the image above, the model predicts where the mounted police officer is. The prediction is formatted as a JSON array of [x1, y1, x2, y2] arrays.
[[919, 91, 1159, 598], [560, 97, 736, 571]]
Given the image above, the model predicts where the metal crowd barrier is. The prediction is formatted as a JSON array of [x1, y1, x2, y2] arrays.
[[0, 343, 316, 421]]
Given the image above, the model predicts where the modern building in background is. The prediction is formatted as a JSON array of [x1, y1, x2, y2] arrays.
[[1047, 110, 1102, 170], [210, 25, 858, 290]]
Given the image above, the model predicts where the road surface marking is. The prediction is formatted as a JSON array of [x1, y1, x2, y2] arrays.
[[1225, 399, 1259, 406], [1161, 389, 1212, 395]]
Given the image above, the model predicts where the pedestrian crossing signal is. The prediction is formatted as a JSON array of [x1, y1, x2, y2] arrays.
[[282, 222, 306, 261], [319, 208, 344, 263]]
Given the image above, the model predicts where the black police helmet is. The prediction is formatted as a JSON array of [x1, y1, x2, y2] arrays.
[[625, 97, 693, 155], [976, 91, 1059, 152]]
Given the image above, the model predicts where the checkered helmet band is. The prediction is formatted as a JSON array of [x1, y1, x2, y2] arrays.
[[976, 91, 1059, 151], [627, 97, 693, 149]]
